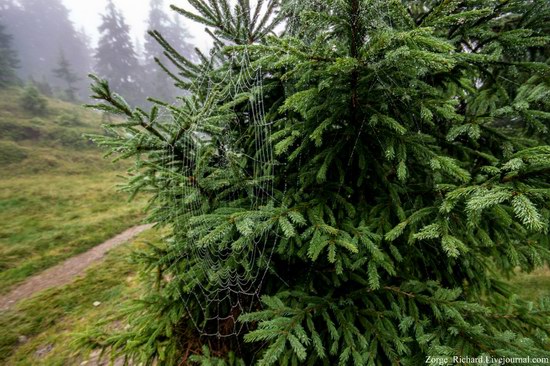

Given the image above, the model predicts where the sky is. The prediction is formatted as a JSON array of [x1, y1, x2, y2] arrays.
[[60, 0, 211, 51]]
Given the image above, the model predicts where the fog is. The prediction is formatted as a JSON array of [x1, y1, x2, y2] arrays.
[[60, 0, 211, 50], [0, 0, 210, 105]]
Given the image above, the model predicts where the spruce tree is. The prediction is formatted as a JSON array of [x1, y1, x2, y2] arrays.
[[52, 50, 79, 102], [0, 21, 18, 87], [86, 0, 550, 365], [95, 0, 143, 106], [29, 76, 53, 97]]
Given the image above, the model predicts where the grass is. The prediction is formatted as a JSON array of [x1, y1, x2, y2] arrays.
[[0, 86, 155, 365], [511, 267, 550, 302], [0, 85, 152, 364], [0, 173, 145, 294], [0, 88, 154, 365], [0, 86, 125, 176], [0, 228, 160, 365], [0, 86, 147, 293]]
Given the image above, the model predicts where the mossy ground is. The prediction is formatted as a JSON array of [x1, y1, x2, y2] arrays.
[[0, 86, 152, 364], [0, 229, 160, 365], [0, 87, 147, 294]]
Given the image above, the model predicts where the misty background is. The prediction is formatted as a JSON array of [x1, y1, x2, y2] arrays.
[[0, 0, 205, 106]]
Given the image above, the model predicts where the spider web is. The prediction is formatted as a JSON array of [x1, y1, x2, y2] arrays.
[[151, 39, 280, 337]]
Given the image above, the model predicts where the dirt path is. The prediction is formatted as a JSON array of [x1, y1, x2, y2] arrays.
[[0, 224, 153, 311]]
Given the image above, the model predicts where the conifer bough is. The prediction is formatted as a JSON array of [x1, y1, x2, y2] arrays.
[[86, 0, 550, 365]]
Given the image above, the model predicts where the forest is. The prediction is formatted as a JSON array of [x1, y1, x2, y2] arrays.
[[1, 0, 550, 365], [1, 0, 194, 105]]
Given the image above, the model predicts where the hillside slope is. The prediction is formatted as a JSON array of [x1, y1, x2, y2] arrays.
[[0, 87, 146, 294], [0, 87, 123, 175]]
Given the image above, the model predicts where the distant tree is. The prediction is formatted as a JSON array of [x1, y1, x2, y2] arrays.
[[165, 14, 195, 59], [1, 0, 92, 98], [52, 50, 79, 102], [95, 0, 143, 106], [20, 83, 47, 115], [144, 0, 194, 102], [75, 28, 94, 102], [29, 76, 53, 97], [0, 21, 19, 87]]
